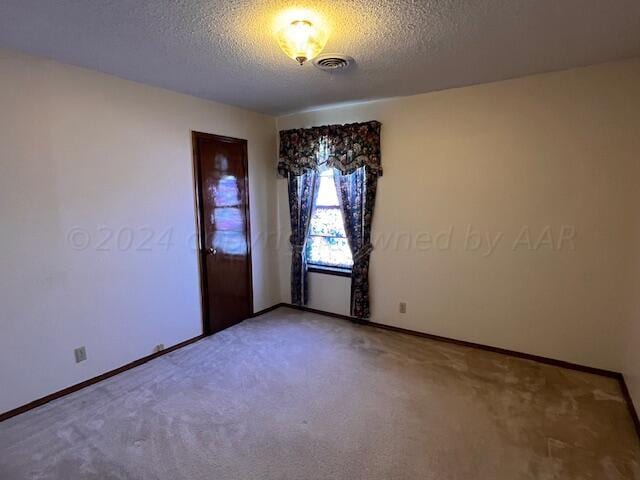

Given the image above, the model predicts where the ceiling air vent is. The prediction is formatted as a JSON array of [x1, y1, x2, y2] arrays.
[[313, 54, 353, 71]]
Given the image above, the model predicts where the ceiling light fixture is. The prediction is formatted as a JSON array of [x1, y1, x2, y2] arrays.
[[276, 19, 328, 66]]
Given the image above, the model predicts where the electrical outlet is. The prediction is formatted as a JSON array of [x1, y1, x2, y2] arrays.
[[399, 302, 407, 314], [74, 346, 87, 363], [154, 344, 165, 353]]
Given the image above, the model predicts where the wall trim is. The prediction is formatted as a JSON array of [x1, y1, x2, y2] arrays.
[[619, 374, 640, 442], [251, 303, 284, 317], [0, 334, 205, 422], [280, 303, 640, 442], [0, 303, 284, 422], [281, 303, 619, 375], [3, 303, 638, 444]]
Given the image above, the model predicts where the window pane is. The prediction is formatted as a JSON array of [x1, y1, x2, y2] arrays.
[[309, 207, 346, 237], [213, 230, 247, 255], [306, 236, 353, 268], [306, 166, 353, 269], [213, 207, 244, 231], [316, 175, 339, 206], [212, 175, 240, 206]]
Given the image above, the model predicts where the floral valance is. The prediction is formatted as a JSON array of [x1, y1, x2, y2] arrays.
[[278, 121, 382, 177]]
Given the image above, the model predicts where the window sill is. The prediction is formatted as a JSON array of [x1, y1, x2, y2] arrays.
[[308, 265, 352, 278]]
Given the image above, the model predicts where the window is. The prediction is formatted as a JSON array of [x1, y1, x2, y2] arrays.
[[306, 167, 353, 270], [212, 174, 246, 255]]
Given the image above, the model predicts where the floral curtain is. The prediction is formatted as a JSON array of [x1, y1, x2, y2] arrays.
[[287, 171, 320, 305], [333, 167, 378, 318], [278, 121, 382, 177], [279, 121, 382, 318]]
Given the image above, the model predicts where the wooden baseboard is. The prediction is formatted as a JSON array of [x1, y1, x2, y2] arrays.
[[1, 305, 281, 422], [279, 302, 640, 442], [4, 303, 638, 444], [1, 305, 279, 423], [0, 334, 204, 422], [279, 303, 355, 322], [372, 320, 619, 378], [619, 375, 640, 442], [281, 303, 618, 376], [251, 303, 285, 317]]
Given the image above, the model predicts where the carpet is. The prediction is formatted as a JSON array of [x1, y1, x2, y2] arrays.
[[1, 307, 638, 479]]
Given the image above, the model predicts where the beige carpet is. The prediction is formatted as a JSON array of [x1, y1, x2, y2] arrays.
[[1, 307, 638, 479]]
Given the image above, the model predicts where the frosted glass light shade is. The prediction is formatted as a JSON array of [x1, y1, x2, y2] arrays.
[[277, 20, 328, 65]]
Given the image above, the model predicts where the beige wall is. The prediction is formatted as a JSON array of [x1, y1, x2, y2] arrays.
[[626, 287, 640, 413], [277, 58, 640, 373], [624, 166, 640, 412], [0, 49, 279, 413], [3, 47, 640, 414]]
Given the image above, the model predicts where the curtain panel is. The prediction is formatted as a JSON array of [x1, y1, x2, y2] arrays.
[[333, 167, 378, 318], [287, 171, 320, 306], [278, 121, 382, 318]]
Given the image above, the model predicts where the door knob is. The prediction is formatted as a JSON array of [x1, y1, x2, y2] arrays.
[[208, 247, 216, 255]]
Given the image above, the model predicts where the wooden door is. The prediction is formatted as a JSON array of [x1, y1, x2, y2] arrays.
[[192, 132, 253, 335]]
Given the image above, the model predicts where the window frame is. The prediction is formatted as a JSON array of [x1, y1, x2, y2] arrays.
[[307, 263, 352, 277]]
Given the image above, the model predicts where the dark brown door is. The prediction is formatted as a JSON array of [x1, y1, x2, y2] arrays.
[[192, 132, 253, 335]]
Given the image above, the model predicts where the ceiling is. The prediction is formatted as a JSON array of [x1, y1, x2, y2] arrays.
[[1, 1, 639, 115]]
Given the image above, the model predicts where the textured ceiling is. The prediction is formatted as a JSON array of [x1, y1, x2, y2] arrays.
[[1, 1, 639, 115]]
